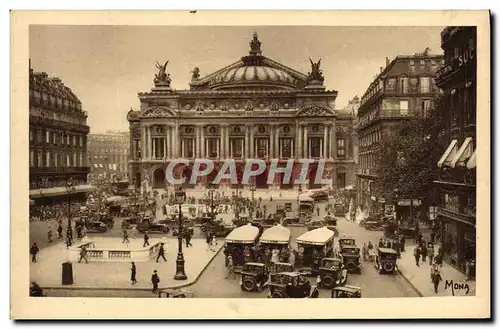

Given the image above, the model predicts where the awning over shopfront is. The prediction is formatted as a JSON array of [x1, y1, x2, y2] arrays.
[[397, 199, 422, 206], [466, 151, 476, 169], [29, 184, 97, 198], [450, 137, 473, 168], [438, 139, 458, 168]]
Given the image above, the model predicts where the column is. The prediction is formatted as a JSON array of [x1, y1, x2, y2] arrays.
[[225, 126, 230, 158], [269, 127, 274, 159], [297, 125, 302, 158], [181, 139, 185, 158], [216, 139, 220, 158], [195, 126, 199, 158], [174, 124, 179, 158], [275, 126, 280, 158], [200, 126, 205, 157], [168, 126, 172, 158], [291, 139, 294, 158], [163, 137, 166, 159], [250, 128, 254, 158], [324, 125, 329, 159], [220, 126, 225, 158], [146, 126, 151, 160], [245, 126, 250, 158], [345, 136, 350, 159], [152, 138, 156, 159], [331, 123, 337, 160], [141, 126, 146, 160], [304, 125, 308, 158], [320, 141, 323, 158]]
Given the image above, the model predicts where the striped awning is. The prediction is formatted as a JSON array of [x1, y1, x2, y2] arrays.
[[466, 151, 476, 169], [450, 137, 473, 168], [438, 139, 458, 168]]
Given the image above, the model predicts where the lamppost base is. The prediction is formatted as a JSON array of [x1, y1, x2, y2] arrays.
[[174, 253, 187, 280]]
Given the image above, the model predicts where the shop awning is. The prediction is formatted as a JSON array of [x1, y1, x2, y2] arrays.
[[466, 151, 476, 169], [438, 139, 458, 168], [29, 184, 97, 198], [450, 137, 473, 168], [397, 199, 422, 206]]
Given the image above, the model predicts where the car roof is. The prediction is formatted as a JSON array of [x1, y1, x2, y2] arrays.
[[334, 285, 361, 293], [275, 272, 302, 277], [245, 262, 265, 267], [378, 247, 398, 254]]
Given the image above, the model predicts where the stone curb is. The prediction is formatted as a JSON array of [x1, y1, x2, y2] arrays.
[[397, 267, 424, 297], [41, 245, 223, 292]]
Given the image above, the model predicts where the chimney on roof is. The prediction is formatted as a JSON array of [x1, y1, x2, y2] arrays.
[[386, 57, 390, 67], [380, 66, 383, 73]]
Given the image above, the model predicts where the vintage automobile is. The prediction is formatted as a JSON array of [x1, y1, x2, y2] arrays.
[[305, 219, 325, 231], [239, 262, 270, 292], [97, 213, 115, 229], [375, 248, 399, 274], [121, 217, 143, 229], [201, 219, 233, 237], [267, 272, 319, 298], [271, 262, 295, 274], [282, 216, 300, 226], [324, 215, 337, 230], [261, 214, 280, 228], [298, 196, 314, 215], [398, 225, 418, 238], [137, 221, 170, 234], [339, 245, 362, 273], [295, 226, 335, 274], [232, 215, 249, 227], [284, 202, 293, 212], [224, 223, 261, 271], [331, 285, 362, 298], [318, 257, 348, 289], [195, 215, 213, 226], [339, 237, 356, 249], [334, 202, 346, 217], [363, 220, 385, 231], [84, 221, 108, 233], [311, 190, 329, 202]]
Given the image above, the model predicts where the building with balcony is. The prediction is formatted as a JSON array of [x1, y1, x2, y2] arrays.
[[434, 26, 476, 274], [356, 51, 444, 214], [87, 131, 130, 184], [29, 61, 92, 202], [127, 33, 356, 191]]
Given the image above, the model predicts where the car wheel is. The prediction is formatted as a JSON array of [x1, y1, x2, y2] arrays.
[[243, 279, 256, 292], [382, 262, 395, 273], [345, 262, 357, 272], [322, 275, 335, 289], [271, 291, 285, 298]]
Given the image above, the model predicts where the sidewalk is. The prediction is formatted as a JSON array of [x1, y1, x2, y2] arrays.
[[397, 244, 476, 297], [30, 237, 222, 291]]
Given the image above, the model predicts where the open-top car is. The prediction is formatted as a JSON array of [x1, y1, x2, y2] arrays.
[[339, 245, 362, 273], [137, 221, 170, 234], [84, 221, 108, 233], [305, 219, 325, 231], [331, 285, 362, 298], [318, 257, 348, 289], [239, 262, 269, 292], [267, 272, 319, 298], [375, 247, 398, 274]]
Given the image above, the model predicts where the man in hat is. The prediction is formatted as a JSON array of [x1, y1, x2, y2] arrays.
[[151, 270, 160, 293], [226, 255, 236, 279]]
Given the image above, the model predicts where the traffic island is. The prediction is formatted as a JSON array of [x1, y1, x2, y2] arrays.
[[31, 237, 223, 291]]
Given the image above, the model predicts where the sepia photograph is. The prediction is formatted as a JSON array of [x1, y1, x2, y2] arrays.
[[10, 10, 490, 319]]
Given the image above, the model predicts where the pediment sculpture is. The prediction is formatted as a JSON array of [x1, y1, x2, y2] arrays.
[[297, 105, 334, 117], [306, 58, 325, 85], [154, 61, 172, 87], [142, 107, 175, 118]]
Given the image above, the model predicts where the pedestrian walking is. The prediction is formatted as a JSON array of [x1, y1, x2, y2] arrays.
[[226, 256, 236, 279], [30, 243, 39, 263], [130, 262, 137, 285], [143, 232, 150, 247], [156, 243, 167, 262], [151, 270, 160, 293], [57, 224, 63, 239], [47, 228, 53, 244], [122, 229, 130, 244], [185, 230, 193, 248], [78, 245, 89, 264], [205, 233, 212, 251], [210, 235, 218, 252], [431, 265, 443, 293], [421, 243, 428, 263], [413, 245, 421, 267], [428, 243, 435, 265]]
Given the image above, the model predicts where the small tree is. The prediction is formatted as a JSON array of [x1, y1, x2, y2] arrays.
[[377, 95, 446, 220]]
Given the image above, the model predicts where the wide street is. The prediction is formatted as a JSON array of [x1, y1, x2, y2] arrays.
[[33, 193, 419, 298]]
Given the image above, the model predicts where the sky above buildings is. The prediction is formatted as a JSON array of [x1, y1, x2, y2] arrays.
[[30, 25, 444, 133]]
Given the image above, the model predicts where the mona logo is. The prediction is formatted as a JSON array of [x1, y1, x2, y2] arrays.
[[444, 280, 470, 296]]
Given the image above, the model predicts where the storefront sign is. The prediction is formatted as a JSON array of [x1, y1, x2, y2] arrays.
[[458, 47, 475, 67]]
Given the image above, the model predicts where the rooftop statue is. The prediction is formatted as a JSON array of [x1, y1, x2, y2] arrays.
[[307, 58, 325, 84], [191, 67, 200, 80], [154, 61, 171, 87]]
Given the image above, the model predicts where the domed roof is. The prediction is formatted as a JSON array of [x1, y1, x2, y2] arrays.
[[210, 65, 296, 90]]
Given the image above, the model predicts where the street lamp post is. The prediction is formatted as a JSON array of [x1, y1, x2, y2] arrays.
[[174, 188, 187, 280], [65, 177, 76, 245]]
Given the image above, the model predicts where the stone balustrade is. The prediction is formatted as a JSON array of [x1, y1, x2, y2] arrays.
[[68, 239, 163, 262]]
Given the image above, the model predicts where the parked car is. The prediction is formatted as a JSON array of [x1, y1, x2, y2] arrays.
[[240, 262, 270, 292], [375, 248, 398, 274], [331, 285, 362, 298], [267, 272, 319, 298], [121, 217, 142, 229], [339, 245, 362, 274], [84, 221, 108, 233], [305, 219, 325, 231], [137, 221, 170, 234]]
